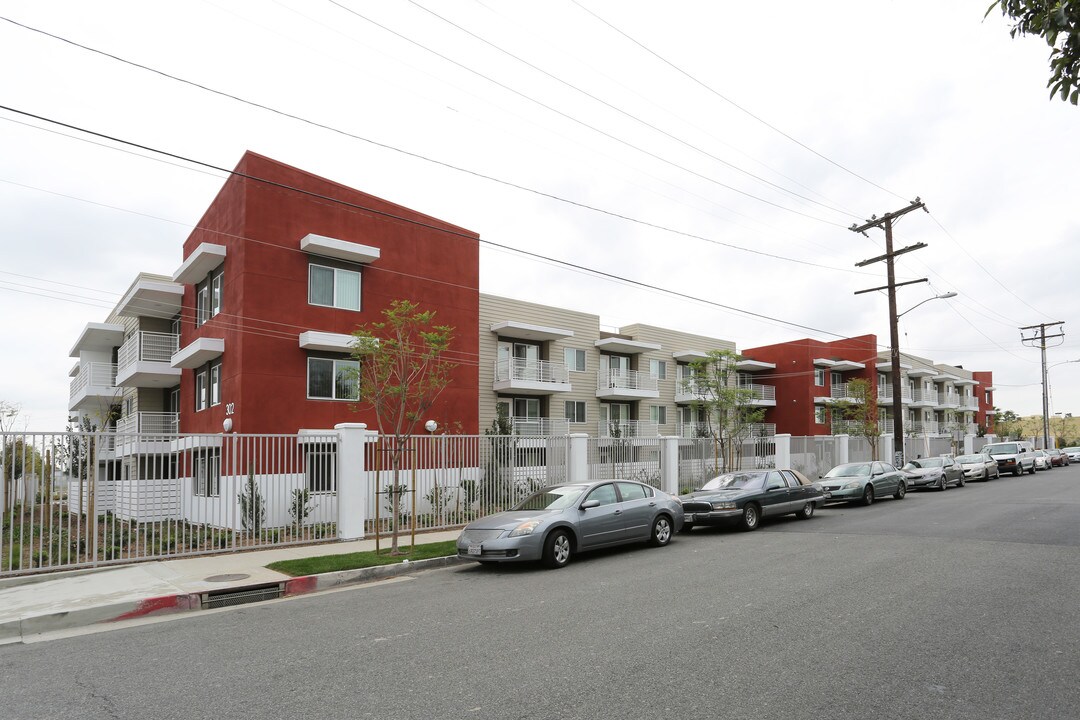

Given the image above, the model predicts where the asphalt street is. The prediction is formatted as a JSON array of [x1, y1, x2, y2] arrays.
[[3, 465, 1080, 720]]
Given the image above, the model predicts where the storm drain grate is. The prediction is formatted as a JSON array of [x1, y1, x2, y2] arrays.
[[202, 583, 284, 610]]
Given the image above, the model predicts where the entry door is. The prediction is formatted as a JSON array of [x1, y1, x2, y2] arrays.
[[515, 343, 539, 380], [513, 398, 541, 435], [608, 355, 629, 387], [599, 403, 630, 435]]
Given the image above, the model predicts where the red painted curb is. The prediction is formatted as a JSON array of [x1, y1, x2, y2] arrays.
[[283, 576, 318, 597], [109, 593, 201, 622]]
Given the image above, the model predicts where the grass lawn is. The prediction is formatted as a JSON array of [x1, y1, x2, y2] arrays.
[[266, 540, 459, 576]]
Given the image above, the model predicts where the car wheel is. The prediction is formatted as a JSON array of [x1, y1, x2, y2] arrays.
[[542, 529, 572, 569], [795, 502, 815, 519], [861, 484, 875, 506], [1014, 465, 1023, 477], [650, 515, 673, 547], [894, 481, 906, 500], [958, 475, 965, 487], [939, 476, 948, 491], [681, 522, 695, 534], [740, 503, 760, 531], [1029, 464, 1037, 475]]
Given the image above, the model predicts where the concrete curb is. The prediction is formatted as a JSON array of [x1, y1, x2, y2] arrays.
[[0, 555, 465, 645]]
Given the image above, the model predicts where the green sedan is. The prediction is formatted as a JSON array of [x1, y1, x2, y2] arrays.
[[819, 461, 907, 506]]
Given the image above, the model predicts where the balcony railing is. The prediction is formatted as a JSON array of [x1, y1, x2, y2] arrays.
[[596, 369, 658, 393], [115, 412, 179, 435], [69, 362, 118, 400], [960, 397, 980, 411], [504, 416, 569, 436], [117, 331, 179, 371], [494, 357, 569, 385], [910, 388, 936, 404], [738, 382, 776, 403], [937, 392, 961, 407], [877, 386, 913, 402], [830, 383, 864, 400], [598, 420, 659, 438], [676, 422, 775, 438]]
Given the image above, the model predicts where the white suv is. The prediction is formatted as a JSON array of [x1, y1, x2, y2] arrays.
[[982, 441, 1035, 476]]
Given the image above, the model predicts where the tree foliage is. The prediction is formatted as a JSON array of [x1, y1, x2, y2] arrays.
[[832, 378, 880, 460], [350, 300, 456, 553], [988, 0, 1080, 104], [995, 408, 1022, 439], [685, 350, 766, 472]]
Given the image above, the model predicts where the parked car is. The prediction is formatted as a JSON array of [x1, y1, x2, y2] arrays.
[[1046, 448, 1068, 467], [679, 469, 824, 532], [982, 441, 1036, 476], [1033, 450, 1052, 471], [901, 456, 965, 490], [819, 461, 907, 506], [456, 481, 683, 569], [1062, 447, 1080, 463], [954, 453, 1001, 481]]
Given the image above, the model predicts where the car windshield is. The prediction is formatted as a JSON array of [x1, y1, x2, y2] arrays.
[[985, 443, 1018, 456], [825, 463, 871, 478], [1064, 447, 1080, 453], [955, 455, 984, 464], [513, 485, 588, 511], [911, 458, 945, 468], [701, 472, 766, 490]]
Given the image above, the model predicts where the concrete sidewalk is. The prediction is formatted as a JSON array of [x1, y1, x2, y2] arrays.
[[0, 530, 463, 644]]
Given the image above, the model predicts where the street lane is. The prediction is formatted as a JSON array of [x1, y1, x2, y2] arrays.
[[3, 466, 1079, 720]]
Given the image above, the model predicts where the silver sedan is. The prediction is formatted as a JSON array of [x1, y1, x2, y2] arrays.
[[456, 480, 684, 569]]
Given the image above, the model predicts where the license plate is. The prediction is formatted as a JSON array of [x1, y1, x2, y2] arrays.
[[468, 544, 482, 556]]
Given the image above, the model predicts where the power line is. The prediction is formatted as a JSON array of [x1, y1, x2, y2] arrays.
[[569, 0, 909, 203]]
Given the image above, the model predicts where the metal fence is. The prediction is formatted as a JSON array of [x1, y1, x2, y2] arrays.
[[2, 431, 339, 577]]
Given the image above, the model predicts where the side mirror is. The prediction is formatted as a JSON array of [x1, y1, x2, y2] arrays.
[[580, 499, 600, 510]]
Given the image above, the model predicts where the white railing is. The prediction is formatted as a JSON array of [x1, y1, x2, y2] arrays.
[[596, 369, 658, 393], [937, 392, 960, 407], [960, 396, 980, 411], [117, 332, 179, 371], [739, 382, 776, 403], [116, 412, 180, 435], [748, 423, 776, 437], [598, 420, 659, 438], [878, 386, 913, 402], [69, 362, 118, 400], [830, 382, 863, 400], [678, 421, 711, 438], [508, 417, 569, 436], [494, 357, 569, 385], [910, 388, 935, 404]]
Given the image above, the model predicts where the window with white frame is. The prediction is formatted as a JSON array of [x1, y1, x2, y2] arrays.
[[309, 263, 360, 311], [193, 448, 220, 497], [196, 285, 210, 326], [209, 363, 222, 406], [195, 370, 208, 411], [564, 348, 586, 372], [211, 274, 222, 316], [814, 368, 826, 386], [814, 406, 826, 424], [649, 359, 667, 380], [307, 357, 359, 400], [650, 405, 667, 425], [305, 443, 336, 493], [564, 400, 586, 423], [195, 269, 223, 327]]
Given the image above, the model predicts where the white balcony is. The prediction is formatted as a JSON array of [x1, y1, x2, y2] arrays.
[[678, 421, 711, 438], [877, 386, 913, 404], [740, 382, 776, 406], [936, 392, 961, 409], [909, 388, 937, 407], [116, 412, 180, 435], [69, 362, 118, 412], [674, 375, 708, 404], [506, 416, 569, 436], [493, 358, 571, 395], [598, 419, 659, 438], [116, 332, 181, 388], [960, 397, 980, 411], [595, 369, 659, 401], [830, 383, 864, 402]]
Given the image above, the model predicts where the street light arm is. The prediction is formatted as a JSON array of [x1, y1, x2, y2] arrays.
[[897, 292, 958, 319]]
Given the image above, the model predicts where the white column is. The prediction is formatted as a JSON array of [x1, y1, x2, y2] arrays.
[[335, 423, 376, 540], [836, 434, 850, 466], [568, 433, 589, 483], [659, 436, 679, 495], [964, 434, 975, 455], [773, 434, 791, 470]]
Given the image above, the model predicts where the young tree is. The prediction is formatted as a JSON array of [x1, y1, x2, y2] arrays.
[[987, 1, 1080, 105], [996, 408, 1022, 439], [685, 350, 765, 472], [351, 300, 456, 554], [831, 378, 880, 461]]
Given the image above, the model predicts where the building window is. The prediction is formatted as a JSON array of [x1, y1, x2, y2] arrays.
[[564, 348, 586, 372], [196, 286, 210, 326], [306, 443, 336, 493], [193, 448, 220, 497], [309, 264, 360, 311], [564, 400, 586, 424], [195, 370, 208, 411], [649, 359, 667, 380], [211, 274, 222, 316], [195, 269, 223, 327], [814, 407, 826, 424], [307, 358, 360, 400], [650, 405, 667, 425], [209, 363, 222, 406], [814, 369, 825, 386]]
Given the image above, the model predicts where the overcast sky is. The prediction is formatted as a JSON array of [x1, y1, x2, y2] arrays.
[[1, 1, 1077, 432]]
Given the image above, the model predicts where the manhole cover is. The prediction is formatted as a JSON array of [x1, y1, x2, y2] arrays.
[[204, 573, 251, 582]]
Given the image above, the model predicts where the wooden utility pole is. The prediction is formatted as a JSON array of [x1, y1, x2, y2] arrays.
[[851, 199, 927, 468], [1020, 321, 1065, 449]]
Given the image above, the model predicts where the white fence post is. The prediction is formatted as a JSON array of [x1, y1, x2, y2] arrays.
[[774, 434, 791, 470], [836, 434, 850, 466], [335, 423, 375, 540], [568, 433, 588, 483], [964, 434, 975, 455], [659, 436, 679, 495]]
